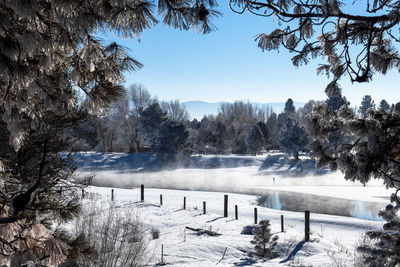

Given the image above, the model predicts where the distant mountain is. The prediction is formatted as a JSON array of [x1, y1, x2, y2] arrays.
[[183, 100, 305, 120]]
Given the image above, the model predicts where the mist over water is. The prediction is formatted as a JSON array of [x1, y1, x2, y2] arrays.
[[74, 153, 390, 221]]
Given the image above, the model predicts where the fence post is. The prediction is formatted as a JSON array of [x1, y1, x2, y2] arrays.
[[183, 197, 186, 210], [254, 207, 258, 225], [161, 244, 164, 264], [140, 184, 144, 202], [281, 215, 284, 232], [224, 195, 228, 217], [160, 194, 163, 206], [111, 189, 114, 201], [305, 210, 310, 242], [203, 201, 206, 214], [235, 205, 238, 220]]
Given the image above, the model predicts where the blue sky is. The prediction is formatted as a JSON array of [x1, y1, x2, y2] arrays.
[[102, 2, 400, 106]]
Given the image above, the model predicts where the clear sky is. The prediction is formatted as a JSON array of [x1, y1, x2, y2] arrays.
[[102, 2, 400, 106]]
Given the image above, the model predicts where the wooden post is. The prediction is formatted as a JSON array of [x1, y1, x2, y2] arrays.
[[281, 215, 284, 232], [235, 205, 238, 220], [161, 244, 164, 264], [254, 207, 258, 224], [160, 194, 163, 206], [305, 210, 310, 242], [81, 188, 84, 199], [111, 189, 114, 201], [224, 195, 228, 217], [203, 201, 206, 214], [183, 197, 186, 210], [140, 184, 144, 202]]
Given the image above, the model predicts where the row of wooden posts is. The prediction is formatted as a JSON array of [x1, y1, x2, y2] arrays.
[[86, 185, 311, 242]]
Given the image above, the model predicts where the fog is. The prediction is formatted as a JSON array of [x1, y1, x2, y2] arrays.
[[75, 164, 389, 221]]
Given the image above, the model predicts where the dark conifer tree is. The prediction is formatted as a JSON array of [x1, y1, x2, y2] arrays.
[[251, 220, 278, 259]]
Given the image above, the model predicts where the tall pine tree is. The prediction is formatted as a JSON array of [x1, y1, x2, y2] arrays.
[[359, 95, 376, 119], [245, 124, 264, 156]]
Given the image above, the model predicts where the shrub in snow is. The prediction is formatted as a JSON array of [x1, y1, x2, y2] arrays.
[[241, 225, 258, 235], [151, 226, 160, 240], [251, 220, 278, 259], [64, 203, 149, 266]]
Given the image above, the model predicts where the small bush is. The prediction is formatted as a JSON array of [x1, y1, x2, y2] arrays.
[[241, 225, 258, 235], [71, 203, 150, 266], [251, 220, 278, 259], [151, 226, 160, 239]]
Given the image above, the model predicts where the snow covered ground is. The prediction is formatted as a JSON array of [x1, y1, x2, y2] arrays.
[[73, 152, 392, 266], [84, 186, 383, 266]]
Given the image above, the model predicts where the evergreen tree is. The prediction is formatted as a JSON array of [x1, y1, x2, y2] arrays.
[[278, 118, 308, 159], [251, 220, 278, 259], [284, 98, 296, 115], [266, 113, 278, 149], [326, 94, 349, 113], [152, 120, 191, 163], [359, 95, 376, 119], [245, 124, 264, 156], [379, 99, 391, 112], [0, 1, 220, 262], [395, 102, 400, 114], [307, 104, 400, 265], [256, 121, 269, 148], [357, 203, 400, 266], [139, 103, 167, 147], [0, 111, 83, 265], [0, 0, 220, 146], [215, 120, 229, 154]]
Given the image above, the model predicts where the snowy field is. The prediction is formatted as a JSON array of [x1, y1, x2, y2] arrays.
[[84, 186, 383, 266], [73, 152, 392, 266]]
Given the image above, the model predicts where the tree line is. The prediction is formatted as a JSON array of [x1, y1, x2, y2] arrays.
[[72, 84, 395, 163]]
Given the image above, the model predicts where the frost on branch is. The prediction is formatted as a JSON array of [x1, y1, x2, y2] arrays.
[[307, 95, 400, 265], [231, 0, 400, 88], [0, 0, 220, 149]]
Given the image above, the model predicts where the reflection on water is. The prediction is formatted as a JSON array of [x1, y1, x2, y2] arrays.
[[258, 190, 384, 221], [265, 192, 282, 210], [351, 202, 381, 221]]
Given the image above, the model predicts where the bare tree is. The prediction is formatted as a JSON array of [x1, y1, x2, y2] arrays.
[[161, 100, 190, 122]]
